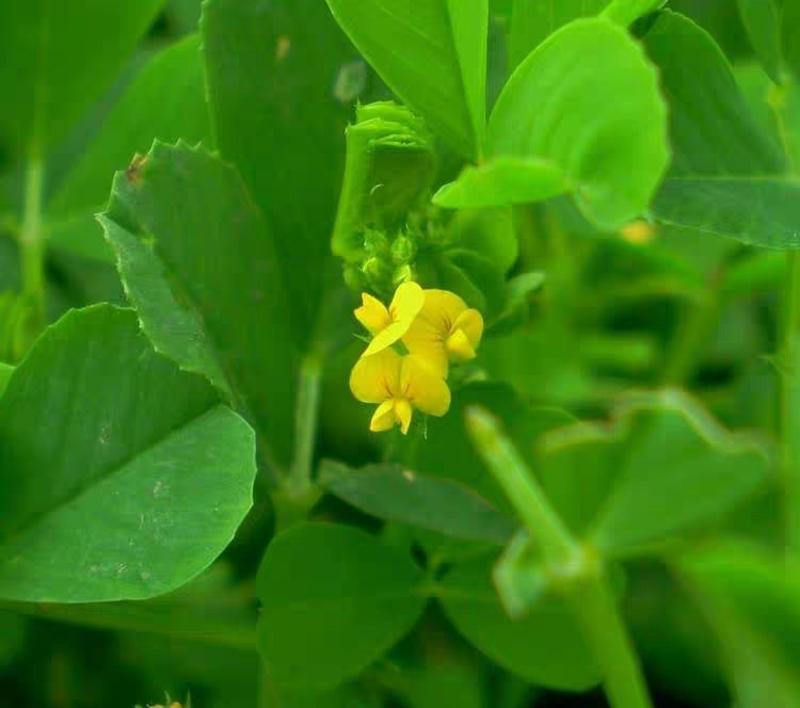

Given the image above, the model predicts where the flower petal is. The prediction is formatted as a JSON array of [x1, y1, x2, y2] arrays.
[[389, 281, 425, 323], [394, 399, 413, 435], [362, 320, 410, 358], [452, 308, 484, 349], [402, 325, 449, 377], [400, 355, 451, 417], [354, 293, 391, 335], [350, 348, 401, 403], [446, 328, 476, 361], [419, 289, 467, 332], [370, 400, 397, 432]]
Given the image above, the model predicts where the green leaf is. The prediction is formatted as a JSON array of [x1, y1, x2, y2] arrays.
[[0, 0, 166, 156], [440, 555, 598, 690], [736, 0, 783, 83], [539, 391, 770, 556], [0, 305, 256, 602], [202, 0, 357, 339], [433, 157, 566, 209], [508, 0, 609, 71], [679, 543, 800, 708], [785, 1, 800, 81], [444, 17, 669, 229], [99, 141, 298, 469], [0, 362, 13, 397], [318, 460, 516, 544], [256, 523, 426, 690], [643, 11, 800, 248], [47, 34, 211, 263], [653, 176, 800, 249], [325, 0, 488, 160]]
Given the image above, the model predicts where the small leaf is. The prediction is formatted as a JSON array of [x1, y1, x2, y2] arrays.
[[325, 0, 488, 160], [440, 555, 598, 690], [256, 523, 426, 690], [0, 305, 256, 603], [433, 157, 566, 209], [99, 141, 298, 468], [319, 460, 516, 543], [467, 17, 669, 229]]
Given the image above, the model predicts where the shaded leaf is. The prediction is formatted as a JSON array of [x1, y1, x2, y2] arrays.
[[0, 305, 256, 602], [736, 0, 783, 83]]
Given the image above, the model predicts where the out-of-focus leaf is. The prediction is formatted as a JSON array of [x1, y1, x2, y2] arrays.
[[782, 0, 800, 82], [508, 0, 609, 70], [0, 0, 166, 156], [679, 543, 800, 708], [256, 523, 426, 690], [644, 11, 800, 248], [203, 0, 360, 339], [440, 555, 598, 690], [433, 157, 566, 209], [325, 0, 488, 160], [0, 305, 256, 602], [736, 0, 782, 83], [537, 390, 770, 556], [319, 460, 516, 543], [0, 362, 12, 396], [0, 611, 25, 668], [47, 34, 211, 263], [99, 141, 297, 469], [440, 17, 669, 230]]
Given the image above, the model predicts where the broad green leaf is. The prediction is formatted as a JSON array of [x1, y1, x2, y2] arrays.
[[539, 391, 770, 556], [318, 460, 516, 543], [99, 141, 298, 469], [679, 543, 800, 708], [736, 0, 783, 83], [448, 207, 519, 275], [0, 305, 256, 602], [47, 34, 211, 263], [203, 0, 356, 339], [440, 556, 598, 690], [0, 0, 166, 156], [643, 11, 800, 247], [786, 1, 800, 81], [442, 17, 669, 230], [601, 0, 664, 27], [0, 611, 25, 668], [653, 176, 800, 249], [433, 157, 566, 209], [256, 523, 426, 690], [325, 0, 488, 160], [508, 0, 609, 70], [0, 362, 13, 396]]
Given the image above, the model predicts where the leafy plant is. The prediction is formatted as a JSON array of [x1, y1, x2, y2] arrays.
[[1, 0, 800, 706]]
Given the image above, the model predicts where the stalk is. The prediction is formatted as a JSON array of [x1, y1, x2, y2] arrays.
[[19, 150, 45, 327], [287, 352, 323, 497], [466, 407, 653, 708]]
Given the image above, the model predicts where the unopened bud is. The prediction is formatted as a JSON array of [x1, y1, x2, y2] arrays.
[[391, 235, 417, 264]]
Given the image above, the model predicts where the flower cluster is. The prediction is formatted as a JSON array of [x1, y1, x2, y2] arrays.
[[349, 281, 484, 434]]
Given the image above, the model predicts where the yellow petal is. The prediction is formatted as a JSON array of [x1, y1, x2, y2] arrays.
[[354, 293, 390, 335], [394, 399, 413, 434], [400, 355, 451, 417], [370, 400, 397, 432], [389, 281, 425, 323], [362, 320, 410, 358], [419, 289, 468, 333], [349, 348, 401, 403], [446, 328, 476, 361], [452, 308, 483, 349]]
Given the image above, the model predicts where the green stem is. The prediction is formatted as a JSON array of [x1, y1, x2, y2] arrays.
[[466, 407, 653, 708], [465, 406, 576, 563], [780, 251, 800, 553], [287, 353, 323, 497], [19, 152, 45, 326], [568, 571, 653, 708], [662, 274, 721, 386]]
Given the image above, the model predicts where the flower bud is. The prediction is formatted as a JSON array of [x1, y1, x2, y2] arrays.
[[391, 234, 417, 264]]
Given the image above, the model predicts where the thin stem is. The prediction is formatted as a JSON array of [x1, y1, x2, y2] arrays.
[[466, 406, 576, 563], [466, 406, 653, 708], [568, 570, 653, 708], [780, 251, 800, 553], [19, 152, 45, 326], [287, 352, 323, 497]]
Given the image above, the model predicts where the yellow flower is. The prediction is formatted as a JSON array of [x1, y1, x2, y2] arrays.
[[403, 290, 484, 377], [354, 281, 425, 358], [349, 348, 451, 434]]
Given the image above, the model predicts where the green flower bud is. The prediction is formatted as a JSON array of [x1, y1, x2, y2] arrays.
[[391, 234, 417, 264], [393, 264, 414, 287], [343, 264, 366, 292], [363, 229, 390, 256]]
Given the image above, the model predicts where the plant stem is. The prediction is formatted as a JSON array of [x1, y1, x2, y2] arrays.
[[780, 251, 800, 553], [19, 151, 45, 326], [569, 571, 652, 708], [465, 406, 576, 563], [466, 406, 653, 708], [287, 352, 322, 497]]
